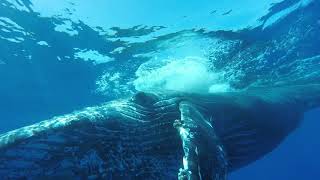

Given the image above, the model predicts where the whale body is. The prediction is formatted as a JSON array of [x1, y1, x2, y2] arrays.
[[0, 84, 319, 179]]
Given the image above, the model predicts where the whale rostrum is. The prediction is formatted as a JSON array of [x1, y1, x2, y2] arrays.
[[0, 84, 319, 179]]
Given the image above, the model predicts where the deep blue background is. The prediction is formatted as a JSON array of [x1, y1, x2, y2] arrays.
[[230, 108, 320, 179]]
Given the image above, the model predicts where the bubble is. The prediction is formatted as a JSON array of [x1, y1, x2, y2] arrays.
[[134, 56, 231, 94]]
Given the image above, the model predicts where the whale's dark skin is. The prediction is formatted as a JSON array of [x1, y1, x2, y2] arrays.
[[0, 84, 319, 180]]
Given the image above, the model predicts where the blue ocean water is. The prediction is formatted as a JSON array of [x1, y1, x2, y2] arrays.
[[0, 0, 319, 179]]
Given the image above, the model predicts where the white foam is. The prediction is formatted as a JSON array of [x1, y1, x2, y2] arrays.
[[134, 56, 231, 94], [74, 49, 114, 65], [0, 17, 27, 35], [0, 36, 24, 43], [37, 41, 50, 47], [54, 20, 78, 36], [95, 72, 133, 97], [110, 47, 126, 54], [132, 32, 233, 94]]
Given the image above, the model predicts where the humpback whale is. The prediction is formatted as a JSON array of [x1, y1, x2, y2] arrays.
[[0, 84, 319, 180]]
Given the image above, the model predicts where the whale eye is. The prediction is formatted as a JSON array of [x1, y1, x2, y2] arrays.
[[131, 92, 158, 106]]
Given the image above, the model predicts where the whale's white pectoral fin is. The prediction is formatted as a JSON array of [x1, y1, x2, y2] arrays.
[[176, 101, 228, 180], [173, 117, 200, 180]]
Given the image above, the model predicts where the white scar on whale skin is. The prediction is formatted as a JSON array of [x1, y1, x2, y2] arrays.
[[0, 84, 319, 179]]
